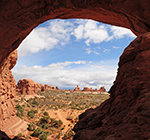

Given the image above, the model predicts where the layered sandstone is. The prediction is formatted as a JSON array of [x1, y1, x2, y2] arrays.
[[73, 33, 150, 140]]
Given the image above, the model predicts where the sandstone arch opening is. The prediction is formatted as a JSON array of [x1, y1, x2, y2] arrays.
[[1, 1, 150, 140], [12, 19, 136, 91]]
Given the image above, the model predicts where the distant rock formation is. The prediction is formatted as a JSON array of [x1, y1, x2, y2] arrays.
[[16, 79, 45, 95], [45, 84, 52, 90], [82, 86, 106, 92], [16, 79, 60, 95], [74, 85, 80, 91], [56, 86, 59, 90], [99, 86, 106, 92], [82, 87, 89, 91]]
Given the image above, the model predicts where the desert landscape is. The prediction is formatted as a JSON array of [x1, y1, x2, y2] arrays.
[[13, 84, 109, 140], [1, 1, 150, 140]]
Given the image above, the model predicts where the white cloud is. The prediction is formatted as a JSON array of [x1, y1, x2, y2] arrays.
[[18, 20, 74, 57], [103, 49, 110, 54], [72, 24, 84, 40], [12, 60, 117, 91], [113, 46, 121, 49], [18, 19, 136, 57], [18, 27, 59, 56], [85, 48, 93, 54], [110, 26, 136, 39], [72, 20, 110, 46], [85, 48, 99, 55]]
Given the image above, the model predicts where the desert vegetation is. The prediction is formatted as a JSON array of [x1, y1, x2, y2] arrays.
[[14, 89, 109, 140]]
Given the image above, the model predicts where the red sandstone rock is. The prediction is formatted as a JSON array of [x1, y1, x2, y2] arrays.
[[83, 87, 90, 91], [74, 85, 80, 91], [0, 50, 28, 137], [73, 33, 150, 140], [93, 88, 98, 92], [99, 86, 106, 92], [45, 84, 52, 90], [52, 86, 55, 90], [16, 79, 45, 95], [0, 50, 17, 123], [56, 86, 59, 90]]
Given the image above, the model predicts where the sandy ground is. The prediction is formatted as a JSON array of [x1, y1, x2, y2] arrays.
[[46, 109, 85, 140]]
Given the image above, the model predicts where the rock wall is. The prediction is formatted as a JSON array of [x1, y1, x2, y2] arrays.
[[73, 33, 150, 140], [0, 50, 17, 122], [0, 50, 28, 137]]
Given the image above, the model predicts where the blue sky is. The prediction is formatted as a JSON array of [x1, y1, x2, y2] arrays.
[[12, 19, 136, 91]]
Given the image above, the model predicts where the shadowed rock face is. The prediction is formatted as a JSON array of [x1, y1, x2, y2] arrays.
[[73, 33, 150, 140], [0, 0, 150, 139]]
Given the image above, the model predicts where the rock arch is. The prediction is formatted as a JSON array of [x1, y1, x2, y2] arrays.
[[0, 0, 150, 139]]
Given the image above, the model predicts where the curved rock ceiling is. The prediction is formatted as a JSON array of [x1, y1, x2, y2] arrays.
[[0, 0, 150, 64]]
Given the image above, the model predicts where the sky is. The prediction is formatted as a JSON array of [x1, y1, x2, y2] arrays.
[[12, 19, 136, 91]]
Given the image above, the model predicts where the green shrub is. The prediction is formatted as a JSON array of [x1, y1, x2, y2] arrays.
[[15, 104, 24, 113], [39, 133, 47, 140], [31, 128, 43, 137], [27, 124, 35, 131], [41, 124, 48, 129], [27, 110, 35, 118], [17, 133, 22, 137], [43, 111, 49, 116], [40, 116, 50, 124], [50, 119, 62, 128], [15, 104, 24, 118], [31, 100, 39, 106]]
